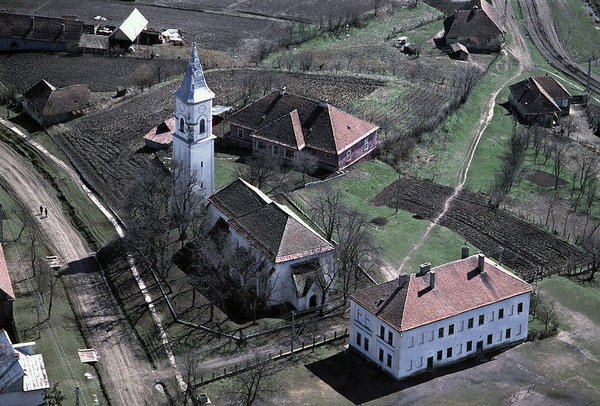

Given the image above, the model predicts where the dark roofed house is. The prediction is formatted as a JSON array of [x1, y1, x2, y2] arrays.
[[207, 178, 336, 311], [0, 13, 84, 52], [509, 76, 572, 125], [444, 0, 505, 52], [226, 90, 378, 171], [23, 80, 91, 127], [349, 249, 531, 380]]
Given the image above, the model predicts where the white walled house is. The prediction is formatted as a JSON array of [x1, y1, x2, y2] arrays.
[[0, 330, 50, 406], [349, 253, 532, 380], [207, 178, 336, 311]]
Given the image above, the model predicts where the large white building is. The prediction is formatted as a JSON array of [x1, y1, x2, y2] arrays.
[[349, 250, 532, 380], [172, 44, 216, 200]]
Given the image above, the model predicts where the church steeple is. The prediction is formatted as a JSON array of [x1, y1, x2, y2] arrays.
[[172, 44, 216, 200], [174, 44, 215, 103]]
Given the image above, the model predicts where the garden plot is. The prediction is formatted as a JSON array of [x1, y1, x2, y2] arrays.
[[372, 177, 586, 280]]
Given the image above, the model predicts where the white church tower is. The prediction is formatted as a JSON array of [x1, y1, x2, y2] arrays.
[[173, 44, 216, 200]]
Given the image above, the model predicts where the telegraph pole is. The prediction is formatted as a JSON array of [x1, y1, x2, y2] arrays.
[[75, 385, 80, 406], [586, 57, 592, 96]]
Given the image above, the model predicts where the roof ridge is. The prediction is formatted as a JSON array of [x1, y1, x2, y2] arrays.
[[531, 78, 561, 110]]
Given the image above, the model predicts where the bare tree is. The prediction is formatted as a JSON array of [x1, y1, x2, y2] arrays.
[[308, 186, 344, 242], [237, 151, 282, 192], [131, 63, 155, 92], [549, 140, 570, 189], [292, 150, 319, 187], [232, 356, 283, 406], [228, 246, 270, 324], [298, 51, 315, 71], [241, 73, 260, 107], [335, 208, 379, 303]]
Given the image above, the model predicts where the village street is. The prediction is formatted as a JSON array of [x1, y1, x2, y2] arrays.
[[0, 126, 162, 406]]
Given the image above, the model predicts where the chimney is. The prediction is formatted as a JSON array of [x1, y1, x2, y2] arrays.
[[478, 253, 485, 272], [278, 86, 286, 95], [429, 270, 436, 290], [398, 273, 409, 289], [418, 262, 431, 276], [461, 245, 470, 259]]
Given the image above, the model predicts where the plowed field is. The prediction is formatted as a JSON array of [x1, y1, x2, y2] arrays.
[[372, 177, 586, 280]]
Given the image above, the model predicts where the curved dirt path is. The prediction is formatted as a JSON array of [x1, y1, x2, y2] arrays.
[[0, 132, 158, 405], [392, 1, 526, 277]]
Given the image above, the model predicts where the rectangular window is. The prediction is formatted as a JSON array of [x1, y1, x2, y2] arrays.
[[200, 161, 203, 168], [448, 324, 454, 335], [387, 354, 392, 368], [417, 357, 423, 368], [387, 331, 393, 346], [257, 142, 266, 151], [200, 182, 204, 188], [457, 343, 463, 354], [437, 350, 443, 361], [517, 302, 523, 313], [428, 330, 434, 341], [438, 327, 444, 338], [446, 347, 452, 358], [487, 334, 493, 345], [364, 338, 369, 351], [285, 150, 295, 159], [509, 305, 514, 315], [458, 320, 464, 332], [356, 308, 362, 322], [499, 308, 504, 319], [419, 333, 424, 344], [364, 314, 370, 328], [363, 138, 369, 151], [506, 328, 511, 339], [479, 315, 485, 326], [518, 324, 522, 336], [468, 318, 474, 329], [238, 128, 243, 138], [356, 332, 361, 346], [273, 146, 279, 155], [490, 311, 494, 321], [406, 360, 412, 371], [379, 348, 384, 362], [408, 336, 414, 348], [380, 326, 385, 339], [467, 341, 472, 351]]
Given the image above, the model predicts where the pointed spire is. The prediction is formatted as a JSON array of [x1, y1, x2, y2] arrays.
[[174, 43, 215, 103]]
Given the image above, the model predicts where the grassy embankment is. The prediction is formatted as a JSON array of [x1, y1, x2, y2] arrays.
[[0, 186, 106, 406]]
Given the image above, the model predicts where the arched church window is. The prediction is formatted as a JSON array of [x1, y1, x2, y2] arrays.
[[200, 119, 206, 133], [179, 117, 185, 132]]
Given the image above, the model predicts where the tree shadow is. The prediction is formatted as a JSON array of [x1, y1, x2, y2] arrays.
[[305, 348, 506, 404]]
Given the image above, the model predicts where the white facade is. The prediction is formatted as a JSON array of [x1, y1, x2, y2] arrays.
[[206, 202, 336, 311], [173, 45, 216, 200], [349, 292, 531, 380]]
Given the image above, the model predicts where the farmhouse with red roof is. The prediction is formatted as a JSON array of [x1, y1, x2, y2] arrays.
[[225, 90, 378, 171], [509, 76, 572, 126], [0, 244, 15, 335], [349, 248, 532, 380]]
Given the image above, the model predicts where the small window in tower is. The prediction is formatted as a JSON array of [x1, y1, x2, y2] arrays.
[[180, 118, 185, 132], [200, 119, 206, 133], [201, 161, 203, 168]]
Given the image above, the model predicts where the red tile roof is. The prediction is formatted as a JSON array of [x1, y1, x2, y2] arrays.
[[445, 0, 504, 38], [143, 117, 175, 146], [0, 244, 14, 299], [350, 255, 531, 332], [227, 91, 377, 154]]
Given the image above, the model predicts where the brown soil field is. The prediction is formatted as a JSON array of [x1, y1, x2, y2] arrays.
[[372, 177, 586, 280], [48, 70, 382, 216], [0, 0, 291, 59], [0, 53, 187, 93]]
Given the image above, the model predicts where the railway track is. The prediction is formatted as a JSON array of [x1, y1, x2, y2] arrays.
[[518, 0, 600, 94]]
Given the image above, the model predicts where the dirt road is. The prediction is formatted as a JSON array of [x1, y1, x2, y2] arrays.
[[0, 134, 158, 405]]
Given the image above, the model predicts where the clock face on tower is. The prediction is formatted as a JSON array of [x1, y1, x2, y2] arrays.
[[176, 102, 185, 116], [197, 104, 206, 116]]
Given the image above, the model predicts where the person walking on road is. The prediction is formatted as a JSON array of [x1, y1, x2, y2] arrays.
[[40, 205, 43, 216], [44, 207, 48, 218]]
